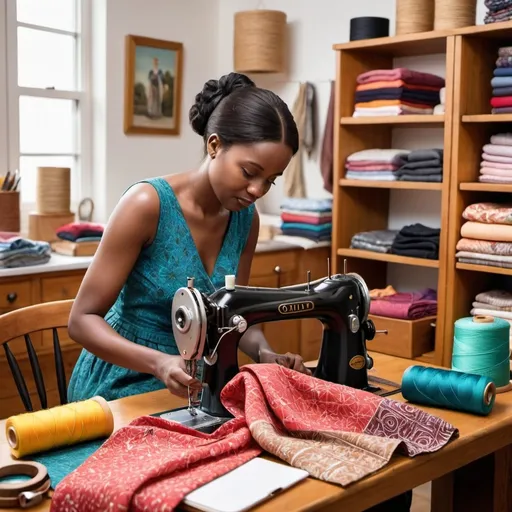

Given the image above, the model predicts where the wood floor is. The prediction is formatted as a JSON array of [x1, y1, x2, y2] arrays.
[[412, 483, 431, 512]]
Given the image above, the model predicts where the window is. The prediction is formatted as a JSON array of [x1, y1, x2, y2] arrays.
[[6, 0, 90, 206]]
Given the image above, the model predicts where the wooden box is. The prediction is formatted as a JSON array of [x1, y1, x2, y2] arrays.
[[367, 314, 436, 359]]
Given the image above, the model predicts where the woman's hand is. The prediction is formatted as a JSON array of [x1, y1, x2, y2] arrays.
[[259, 349, 312, 376], [153, 355, 203, 398]]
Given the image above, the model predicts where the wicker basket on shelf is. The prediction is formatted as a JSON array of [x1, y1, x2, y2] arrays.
[[434, 0, 477, 30], [395, 0, 434, 35]]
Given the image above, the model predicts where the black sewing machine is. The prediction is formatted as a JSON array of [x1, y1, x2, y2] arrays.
[[156, 265, 388, 432]]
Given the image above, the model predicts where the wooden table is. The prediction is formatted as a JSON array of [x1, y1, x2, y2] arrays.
[[1, 353, 512, 512]]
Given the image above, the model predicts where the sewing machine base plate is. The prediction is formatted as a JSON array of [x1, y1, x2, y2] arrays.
[[154, 407, 231, 433]]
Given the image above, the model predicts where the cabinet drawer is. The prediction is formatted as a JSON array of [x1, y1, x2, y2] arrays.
[[41, 275, 83, 302], [0, 280, 32, 310], [250, 250, 298, 286]]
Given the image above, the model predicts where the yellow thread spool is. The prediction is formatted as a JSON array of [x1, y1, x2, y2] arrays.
[[5, 396, 114, 459]]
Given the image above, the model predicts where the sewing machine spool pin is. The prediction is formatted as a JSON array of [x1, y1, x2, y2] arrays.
[[306, 271, 311, 292]]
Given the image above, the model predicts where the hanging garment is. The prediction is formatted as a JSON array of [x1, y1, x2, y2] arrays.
[[320, 80, 335, 193], [283, 83, 307, 198], [304, 82, 316, 157], [50, 364, 458, 512]]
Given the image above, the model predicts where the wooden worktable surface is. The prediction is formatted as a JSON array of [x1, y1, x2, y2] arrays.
[[1, 353, 512, 512]]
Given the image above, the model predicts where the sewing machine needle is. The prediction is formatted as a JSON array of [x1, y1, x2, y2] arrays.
[[185, 359, 199, 416]]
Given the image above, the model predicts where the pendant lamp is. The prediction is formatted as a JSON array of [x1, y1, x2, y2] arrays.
[[233, 10, 287, 74]]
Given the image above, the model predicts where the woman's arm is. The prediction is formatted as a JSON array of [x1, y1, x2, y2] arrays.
[[68, 184, 201, 397], [236, 209, 274, 362]]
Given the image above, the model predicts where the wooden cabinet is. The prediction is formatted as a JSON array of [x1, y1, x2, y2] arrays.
[[0, 245, 330, 418]]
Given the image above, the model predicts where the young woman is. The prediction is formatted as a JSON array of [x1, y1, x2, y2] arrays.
[[66, 72, 311, 403]]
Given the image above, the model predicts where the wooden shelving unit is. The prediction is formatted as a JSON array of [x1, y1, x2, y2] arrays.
[[444, 23, 512, 366], [331, 31, 454, 365], [331, 21, 512, 367]]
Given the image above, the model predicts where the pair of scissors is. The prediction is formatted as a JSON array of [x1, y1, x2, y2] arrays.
[[78, 198, 95, 222]]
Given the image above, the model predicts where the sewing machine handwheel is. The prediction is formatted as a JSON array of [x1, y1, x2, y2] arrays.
[[362, 319, 376, 341], [366, 355, 374, 370]]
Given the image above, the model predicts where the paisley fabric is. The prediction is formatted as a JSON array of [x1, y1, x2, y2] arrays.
[[51, 364, 458, 512], [462, 202, 512, 225], [67, 177, 255, 402]]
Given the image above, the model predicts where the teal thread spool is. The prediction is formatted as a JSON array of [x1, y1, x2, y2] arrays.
[[401, 365, 496, 415], [452, 315, 512, 393]]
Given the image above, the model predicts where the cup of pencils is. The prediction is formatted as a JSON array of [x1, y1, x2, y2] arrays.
[[0, 170, 21, 232]]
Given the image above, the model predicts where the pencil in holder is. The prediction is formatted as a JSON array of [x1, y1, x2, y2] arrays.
[[0, 191, 20, 232]]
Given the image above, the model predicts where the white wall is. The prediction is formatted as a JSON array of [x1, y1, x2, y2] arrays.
[[215, 0, 488, 290], [90, 0, 219, 219]]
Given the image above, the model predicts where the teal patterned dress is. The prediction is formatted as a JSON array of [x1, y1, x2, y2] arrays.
[[67, 177, 255, 402]]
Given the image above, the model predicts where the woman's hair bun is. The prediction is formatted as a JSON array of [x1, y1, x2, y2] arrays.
[[189, 73, 255, 136]]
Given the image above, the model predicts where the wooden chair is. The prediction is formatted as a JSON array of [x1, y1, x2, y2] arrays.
[[0, 299, 74, 412]]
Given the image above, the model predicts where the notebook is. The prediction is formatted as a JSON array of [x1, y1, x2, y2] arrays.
[[182, 458, 309, 512]]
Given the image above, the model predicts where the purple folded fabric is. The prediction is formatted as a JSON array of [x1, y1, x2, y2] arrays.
[[369, 288, 437, 320]]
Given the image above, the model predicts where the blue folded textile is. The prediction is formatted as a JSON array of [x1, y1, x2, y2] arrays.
[[280, 198, 333, 213]]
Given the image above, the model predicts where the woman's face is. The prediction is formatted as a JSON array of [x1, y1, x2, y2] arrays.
[[207, 137, 293, 211]]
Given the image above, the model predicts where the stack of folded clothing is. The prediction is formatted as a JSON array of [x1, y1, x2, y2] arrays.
[[350, 229, 398, 253], [394, 148, 443, 182], [456, 202, 512, 269], [345, 148, 409, 181], [369, 286, 437, 320], [353, 68, 445, 117], [470, 289, 512, 345], [491, 52, 512, 113], [433, 87, 445, 114], [480, 133, 512, 182], [390, 223, 440, 260], [52, 222, 105, 256], [0, 233, 51, 268], [280, 198, 332, 242], [484, 1, 512, 24]]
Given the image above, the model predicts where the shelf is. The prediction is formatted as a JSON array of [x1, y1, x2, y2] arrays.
[[459, 182, 512, 193], [456, 262, 512, 276], [340, 115, 444, 126], [340, 179, 442, 190], [332, 30, 451, 56], [455, 20, 512, 38], [462, 114, 512, 123], [337, 248, 439, 268]]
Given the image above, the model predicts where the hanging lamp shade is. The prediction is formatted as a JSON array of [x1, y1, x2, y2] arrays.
[[234, 10, 287, 74]]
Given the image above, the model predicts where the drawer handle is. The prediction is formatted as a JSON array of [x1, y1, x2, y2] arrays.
[[6, 292, 17, 304], [274, 265, 281, 288]]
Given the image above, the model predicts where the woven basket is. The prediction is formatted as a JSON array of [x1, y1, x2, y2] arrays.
[[234, 10, 287, 73], [36, 167, 71, 215], [434, 0, 476, 30], [396, 0, 434, 35]]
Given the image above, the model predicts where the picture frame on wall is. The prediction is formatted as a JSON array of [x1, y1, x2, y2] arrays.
[[124, 35, 183, 136]]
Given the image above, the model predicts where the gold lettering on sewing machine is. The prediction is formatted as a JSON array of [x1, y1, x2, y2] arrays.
[[349, 355, 366, 370], [278, 301, 315, 315]]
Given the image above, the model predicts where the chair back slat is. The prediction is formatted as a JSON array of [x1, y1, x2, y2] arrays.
[[24, 333, 48, 409], [53, 328, 67, 405], [3, 344, 33, 411], [0, 299, 74, 413]]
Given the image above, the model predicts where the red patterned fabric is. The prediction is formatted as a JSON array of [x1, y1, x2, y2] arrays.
[[50, 365, 458, 512]]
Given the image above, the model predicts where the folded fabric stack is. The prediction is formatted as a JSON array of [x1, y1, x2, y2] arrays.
[[52, 221, 104, 256], [353, 68, 445, 117], [350, 229, 398, 253], [456, 202, 512, 269], [280, 198, 332, 242], [480, 133, 512, 183], [491, 49, 512, 113], [484, 0, 512, 24], [390, 223, 440, 260], [0, 234, 51, 268], [394, 148, 443, 183], [345, 148, 410, 181], [470, 289, 512, 345], [434, 87, 445, 114], [369, 285, 437, 320]]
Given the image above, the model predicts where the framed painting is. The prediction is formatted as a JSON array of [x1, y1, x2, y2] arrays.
[[124, 35, 183, 136]]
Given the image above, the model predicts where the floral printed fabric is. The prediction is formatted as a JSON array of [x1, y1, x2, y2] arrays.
[[50, 365, 458, 512], [463, 202, 512, 225]]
